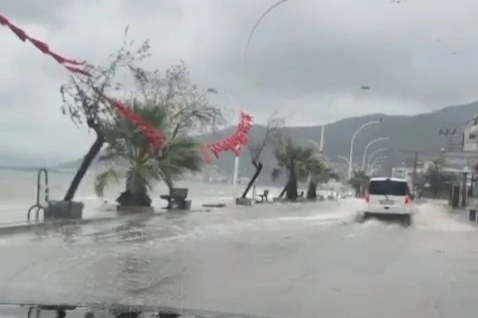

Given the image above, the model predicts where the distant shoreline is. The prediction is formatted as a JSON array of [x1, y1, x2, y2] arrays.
[[0, 166, 77, 174]]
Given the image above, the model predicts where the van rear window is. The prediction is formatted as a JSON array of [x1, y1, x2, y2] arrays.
[[368, 180, 409, 196]]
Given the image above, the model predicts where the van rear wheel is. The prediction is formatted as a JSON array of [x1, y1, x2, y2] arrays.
[[357, 212, 370, 223]]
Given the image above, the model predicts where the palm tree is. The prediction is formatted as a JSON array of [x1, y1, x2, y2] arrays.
[[271, 139, 338, 201], [349, 169, 370, 197], [94, 101, 203, 207], [307, 164, 340, 200], [271, 139, 308, 201], [423, 158, 453, 198]]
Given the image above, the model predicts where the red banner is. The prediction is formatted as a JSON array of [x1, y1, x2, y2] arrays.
[[204, 112, 253, 161]]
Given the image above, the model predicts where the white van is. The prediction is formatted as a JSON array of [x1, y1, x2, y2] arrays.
[[363, 177, 413, 225]]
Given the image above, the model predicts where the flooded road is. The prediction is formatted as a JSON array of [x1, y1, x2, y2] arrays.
[[0, 199, 477, 318]]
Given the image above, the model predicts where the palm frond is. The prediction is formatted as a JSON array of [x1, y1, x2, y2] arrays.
[[94, 168, 121, 197], [271, 167, 283, 181], [97, 99, 205, 196]]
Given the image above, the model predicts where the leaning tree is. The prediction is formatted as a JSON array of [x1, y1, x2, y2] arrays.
[[241, 112, 284, 198], [60, 30, 152, 201]]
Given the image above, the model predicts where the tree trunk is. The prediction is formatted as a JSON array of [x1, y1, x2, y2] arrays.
[[116, 189, 152, 207], [306, 181, 317, 200], [64, 133, 104, 201], [279, 184, 287, 198], [241, 160, 263, 199], [285, 159, 298, 201]]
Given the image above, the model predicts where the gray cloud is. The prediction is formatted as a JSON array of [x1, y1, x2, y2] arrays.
[[1, 0, 478, 163]]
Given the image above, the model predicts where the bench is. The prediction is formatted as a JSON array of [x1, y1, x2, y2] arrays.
[[257, 190, 270, 202], [160, 188, 191, 210]]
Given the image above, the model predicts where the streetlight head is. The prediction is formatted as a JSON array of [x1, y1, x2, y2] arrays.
[[207, 88, 218, 94]]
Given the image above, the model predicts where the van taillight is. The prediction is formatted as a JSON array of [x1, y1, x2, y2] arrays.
[[365, 193, 370, 203], [405, 195, 410, 204]]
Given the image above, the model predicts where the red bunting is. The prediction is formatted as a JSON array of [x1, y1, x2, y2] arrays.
[[9, 24, 27, 41], [1, 13, 253, 162], [100, 96, 165, 152], [0, 13, 165, 152], [203, 111, 253, 162], [29, 38, 49, 54], [0, 15, 9, 26]]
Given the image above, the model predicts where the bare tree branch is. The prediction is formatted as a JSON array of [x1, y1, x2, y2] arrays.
[[128, 62, 226, 142], [60, 28, 151, 133], [247, 111, 285, 164]]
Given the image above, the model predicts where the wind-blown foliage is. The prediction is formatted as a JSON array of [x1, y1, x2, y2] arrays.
[[129, 62, 226, 136], [94, 101, 203, 206], [422, 159, 455, 198], [349, 169, 370, 196], [94, 62, 223, 207], [271, 138, 338, 200]]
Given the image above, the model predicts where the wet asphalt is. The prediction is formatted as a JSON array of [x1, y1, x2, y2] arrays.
[[0, 199, 477, 318]]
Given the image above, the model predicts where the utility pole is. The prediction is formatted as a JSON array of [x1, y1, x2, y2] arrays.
[[412, 151, 418, 197], [402, 150, 420, 196], [319, 124, 325, 154]]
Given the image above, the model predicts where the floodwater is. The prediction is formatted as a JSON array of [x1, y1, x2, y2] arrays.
[[0, 198, 477, 318]]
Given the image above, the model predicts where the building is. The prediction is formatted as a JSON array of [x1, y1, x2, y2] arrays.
[[440, 115, 478, 172], [391, 165, 426, 188], [463, 115, 478, 152]]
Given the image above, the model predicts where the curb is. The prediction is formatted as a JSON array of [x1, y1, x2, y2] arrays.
[[0, 216, 117, 236], [0, 207, 216, 236]]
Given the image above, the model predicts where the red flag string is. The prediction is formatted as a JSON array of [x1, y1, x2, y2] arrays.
[[1, 13, 253, 162], [0, 13, 164, 152], [203, 112, 253, 162]]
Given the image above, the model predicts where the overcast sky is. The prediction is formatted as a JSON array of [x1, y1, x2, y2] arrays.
[[2, 0, 478, 164]]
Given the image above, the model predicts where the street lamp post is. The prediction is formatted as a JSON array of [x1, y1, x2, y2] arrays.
[[348, 119, 382, 179], [308, 139, 330, 166], [306, 139, 328, 183], [307, 139, 321, 152], [207, 88, 237, 106], [207, 88, 241, 200], [337, 156, 361, 172], [244, 0, 293, 79], [337, 155, 350, 166], [367, 150, 388, 172], [229, 0, 292, 201], [319, 125, 325, 153], [368, 155, 389, 174], [362, 137, 389, 170]]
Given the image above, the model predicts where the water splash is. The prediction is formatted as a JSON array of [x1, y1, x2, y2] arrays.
[[413, 202, 475, 232]]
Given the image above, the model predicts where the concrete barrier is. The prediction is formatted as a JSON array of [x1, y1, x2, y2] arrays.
[[469, 209, 477, 222]]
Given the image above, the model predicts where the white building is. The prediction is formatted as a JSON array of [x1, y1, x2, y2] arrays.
[[463, 115, 478, 152], [391, 166, 424, 187]]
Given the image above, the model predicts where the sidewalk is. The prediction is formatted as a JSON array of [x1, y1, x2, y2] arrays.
[[445, 204, 478, 225], [0, 202, 124, 235], [0, 195, 234, 235], [0, 201, 116, 225]]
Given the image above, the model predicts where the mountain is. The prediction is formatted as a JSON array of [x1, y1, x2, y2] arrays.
[[199, 101, 478, 179], [56, 101, 478, 180]]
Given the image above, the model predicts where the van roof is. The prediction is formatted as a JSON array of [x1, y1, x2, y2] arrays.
[[369, 177, 408, 182]]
